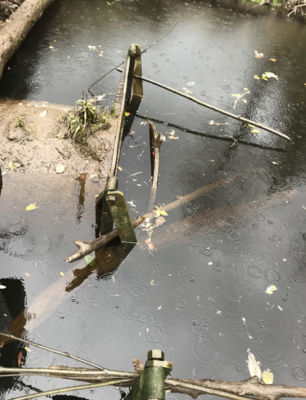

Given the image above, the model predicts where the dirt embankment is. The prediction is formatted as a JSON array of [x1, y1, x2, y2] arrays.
[[0, 99, 117, 179]]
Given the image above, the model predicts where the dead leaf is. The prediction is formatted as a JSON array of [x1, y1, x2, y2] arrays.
[[247, 349, 262, 379], [265, 285, 278, 294], [253, 75, 260, 80], [251, 128, 260, 133], [26, 203, 38, 211], [187, 81, 196, 87], [270, 58, 277, 62], [254, 50, 264, 58], [262, 369, 274, 384]]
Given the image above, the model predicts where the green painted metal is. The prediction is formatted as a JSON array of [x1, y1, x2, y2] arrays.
[[131, 350, 172, 400], [106, 190, 137, 244]]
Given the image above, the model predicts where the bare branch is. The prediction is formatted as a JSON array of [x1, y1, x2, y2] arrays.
[[0, 332, 104, 370]]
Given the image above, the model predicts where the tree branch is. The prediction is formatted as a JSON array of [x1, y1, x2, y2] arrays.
[[0, 332, 104, 370], [65, 171, 252, 262]]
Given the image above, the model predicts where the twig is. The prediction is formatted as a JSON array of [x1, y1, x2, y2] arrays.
[[233, 91, 250, 109], [87, 23, 179, 92], [136, 114, 287, 152], [116, 69, 292, 142], [148, 121, 165, 211], [66, 171, 253, 262], [0, 332, 104, 371], [10, 378, 132, 400]]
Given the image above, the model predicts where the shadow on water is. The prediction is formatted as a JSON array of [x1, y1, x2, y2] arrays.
[[0, 279, 27, 393]]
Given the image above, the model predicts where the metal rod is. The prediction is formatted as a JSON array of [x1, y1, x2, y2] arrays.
[[116, 69, 291, 142]]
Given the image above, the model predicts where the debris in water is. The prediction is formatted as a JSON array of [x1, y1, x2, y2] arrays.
[[262, 369, 274, 384], [266, 285, 278, 294], [25, 203, 38, 211], [247, 349, 262, 379]]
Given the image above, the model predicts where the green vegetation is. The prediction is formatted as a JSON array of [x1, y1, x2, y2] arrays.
[[15, 116, 25, 128], [61, 99, 114, 143]]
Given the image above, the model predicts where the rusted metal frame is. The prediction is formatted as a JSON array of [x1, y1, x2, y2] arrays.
[[96, 45, 143, 244]]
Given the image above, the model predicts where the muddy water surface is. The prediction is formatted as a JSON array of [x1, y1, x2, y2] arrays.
[[1, 0, 306, 399]]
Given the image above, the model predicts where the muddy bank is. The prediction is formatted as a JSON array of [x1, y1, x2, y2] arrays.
[[0, 99, 116, 179]]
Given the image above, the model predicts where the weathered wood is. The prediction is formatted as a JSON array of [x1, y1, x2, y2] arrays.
[[116, 69, 292, 142], [148, 120, 164, 211], [66, 172, 252, 262], [0, 0, 56, 80]]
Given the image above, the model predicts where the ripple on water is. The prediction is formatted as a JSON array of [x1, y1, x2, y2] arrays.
[[292, 366, 306, 382], [192, 335, 220, 363]]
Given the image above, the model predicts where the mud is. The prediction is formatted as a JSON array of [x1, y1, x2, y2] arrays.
[[0, 99, 116, 178]]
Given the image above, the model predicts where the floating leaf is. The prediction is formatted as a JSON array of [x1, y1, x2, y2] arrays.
[[187, 81, 195, 87], [253, 75, 260, 80], [262, 369, 274, 384], [270, 58, 277, 62], [231, 93, 242, 98], [251, 128, 260, 133], [0, 284, 6, 289], [247, 349, 262, 379], [125, 112, 130, 117], [48, 45, 54, 49], [85, 254, 95, 266], [254, 50, 264, 59], [266, 285, 278, 294], [263, 72, 279, 80], [183, 87, 192, 94], [242, 99, 248, 104], [262, 74, 268, 81], [26, 203, 38, 211], [39, 110, 47, 117]]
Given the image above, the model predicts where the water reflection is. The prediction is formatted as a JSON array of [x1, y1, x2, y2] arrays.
[[0, 279, 27, 396]]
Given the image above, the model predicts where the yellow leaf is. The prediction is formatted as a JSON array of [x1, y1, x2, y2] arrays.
[[125, 112, 130, 117], [253, 75, 260, 80], [25, 273, 31, 277], [244, 88, 249, 91], [251, 128, 260, 133], [159, 210, 168, 216], [60, 272, 65, 277], [231, 93, 242, 98], [49, 45, 54, 49], [265, 285, 277, 294], [270, 58, 277, 62], [262, 74, 268, 81], [304, 83, 306, 87], [242, 99, 248, 104], [26, 203, 38, 211], [262, 369, 274, 384]]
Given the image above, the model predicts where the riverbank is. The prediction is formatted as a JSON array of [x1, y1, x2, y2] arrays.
[[0, 99, 117, 179]]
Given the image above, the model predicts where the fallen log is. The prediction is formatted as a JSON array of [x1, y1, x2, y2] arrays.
[[65, 171, 252, 263], [116, 69, 291, 142], [0, 0, 56, 80]]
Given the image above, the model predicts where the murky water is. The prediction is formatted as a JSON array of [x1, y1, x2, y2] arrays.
[[1, 0, 306, 399]]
